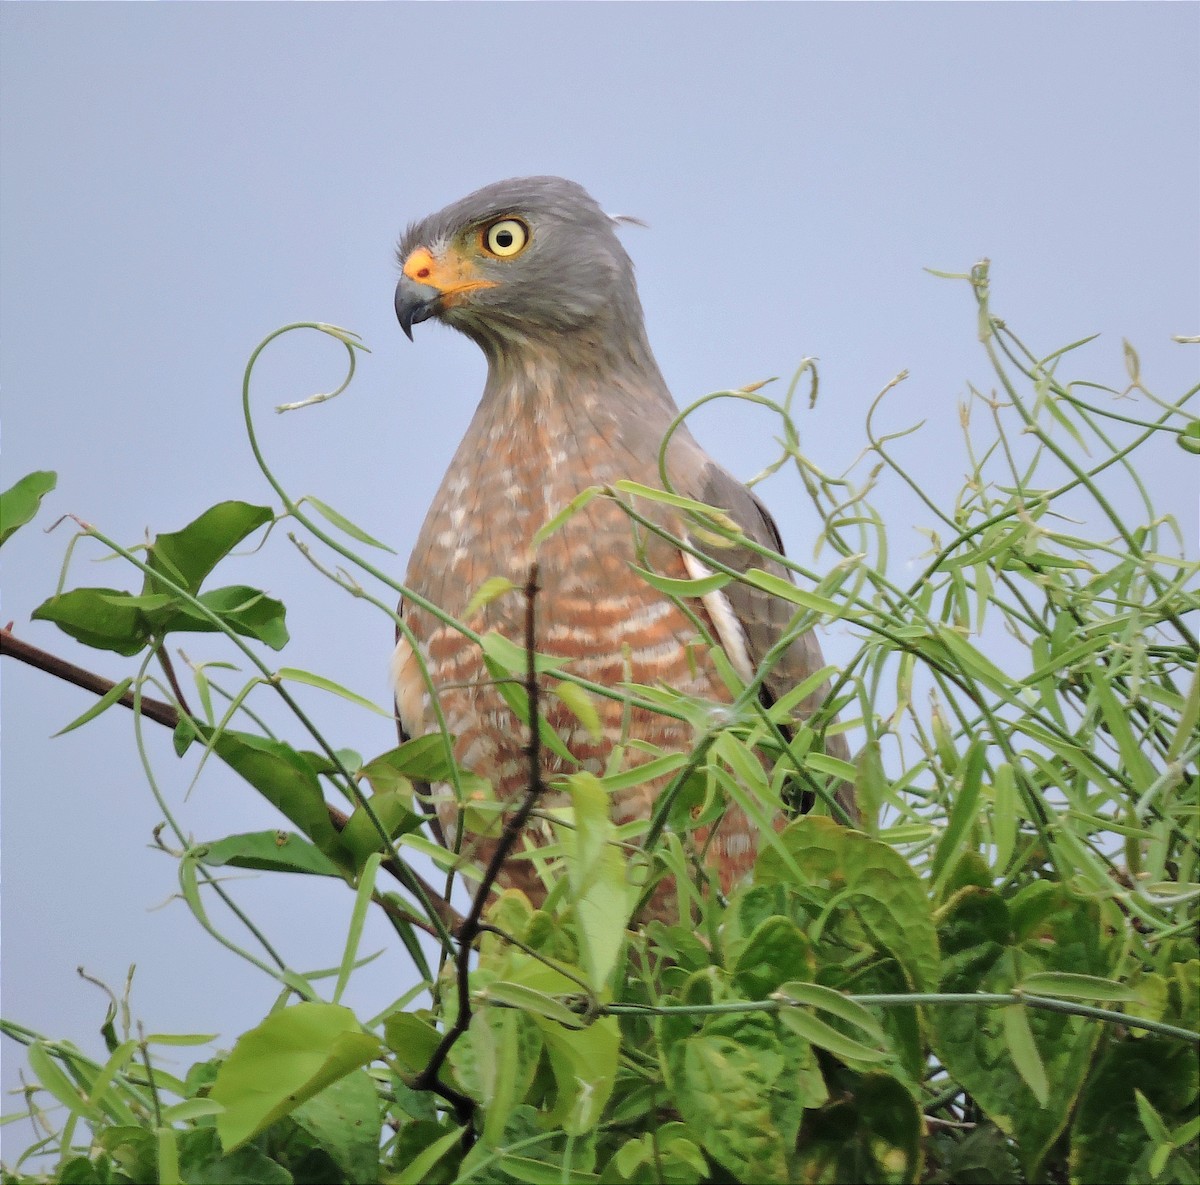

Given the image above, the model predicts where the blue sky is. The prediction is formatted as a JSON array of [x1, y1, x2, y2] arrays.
[[2, 1, 1196, 1137]]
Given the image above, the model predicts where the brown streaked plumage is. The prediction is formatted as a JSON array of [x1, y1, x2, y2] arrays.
[[393, 176, 853, 916]]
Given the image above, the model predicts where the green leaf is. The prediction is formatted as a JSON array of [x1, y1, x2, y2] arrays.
[[204, 728, 349, 866], [1177, 420, 1200, 454], [1001, 1004, 1048, 1106], [188, 584, 288, 649], [211, 1002, 381, 1150], [145, 500, 273, 595], [32, 586, 151, 656], [553, 679, 603, 741], [479, 630, 570, 675], [51, 676, 134, 736], [775, 981, 888, 1045], [930, 738, 986, 894], [275, 667, 391, 715], [289, 1068, 382, 1184], [1018, 971, 1136, 1002], [360, 735, 458, 787], [194, 834, 340, 877], [0, 469, 56, 546], [464, 575, 518, 616], [754, 816, 939, 993], [484, 981, 581, 1028], [791, 1071, 922, 1185], [531, 484, 603, 545], [26, 1041, 102, 1121], [739, 567, 842, 616], [480, 633, 577, 766], [384, 1013, 444, 1076], [386, 1122, 465, 1185], [304, 495, 396, 552], [776, 1003, 889, 1064], [562, 771, 636, 989], [629, 563, 732, 598], [340, 790, 424, 868], [675, 1033, 787, 1181], [534, 1015, 620, 1136], [1071, 1039, 1200, 1184], [731, 916, 814, 999], [932, 882, 1113, 1178], [177, 1127, 292, 1184]]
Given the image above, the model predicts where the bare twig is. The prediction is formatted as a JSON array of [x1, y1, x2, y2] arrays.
[[412, 562, 546, 1131], [2, 627, 178, 728]]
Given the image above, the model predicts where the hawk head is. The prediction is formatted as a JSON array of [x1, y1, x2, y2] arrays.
[[394, 176, 648, 357]]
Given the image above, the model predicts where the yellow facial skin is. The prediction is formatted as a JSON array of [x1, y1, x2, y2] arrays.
[[401, 219, 530, 306]]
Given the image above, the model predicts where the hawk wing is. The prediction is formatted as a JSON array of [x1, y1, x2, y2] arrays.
[[689, 459, 856, 821]]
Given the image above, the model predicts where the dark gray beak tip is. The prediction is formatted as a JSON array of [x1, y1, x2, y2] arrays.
[[395, 277, 440, 342]]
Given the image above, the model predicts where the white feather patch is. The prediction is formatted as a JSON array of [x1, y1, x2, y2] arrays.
[[681, 547, 755, 683]]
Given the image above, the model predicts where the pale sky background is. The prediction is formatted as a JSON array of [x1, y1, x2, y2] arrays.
[[2, 2, 1197, 1143]]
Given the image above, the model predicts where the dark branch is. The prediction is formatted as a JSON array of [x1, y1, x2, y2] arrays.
[[411, 562, 546, 1131]]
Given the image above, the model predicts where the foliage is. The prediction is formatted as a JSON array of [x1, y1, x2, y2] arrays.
[[2, 269, 1197, 1184]]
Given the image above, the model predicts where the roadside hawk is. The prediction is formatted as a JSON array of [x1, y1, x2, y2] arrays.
[[392, 176, 853, 914]]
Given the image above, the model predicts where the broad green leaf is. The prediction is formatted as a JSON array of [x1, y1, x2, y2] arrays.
[[211, 1002, 381, 1150], [360, 735, 459, 786], [177, 1127, 292, 1185], [340, 790, 424, 868], [196, 831, 344, 877], [383, 1012, 442, 1076], [675, 1033, 787, 1181], [791, 1071, 922, 1185], [1071, 1038, 1200, 1184], [533, 1015, 620, 1135], [288, 1068, 382, 1185], [755, 817, 939, 992], [0, 470, 56, 546], [145, 501, 273, 595], [189, 584, 288, 649], [51, 676, 134, 736], [205, 728, 349, 866], [731, 917, 814, 999], [32, 586, 150, 656], [932, 882, 1113, 1178], [1176, 420, 1200, 454]]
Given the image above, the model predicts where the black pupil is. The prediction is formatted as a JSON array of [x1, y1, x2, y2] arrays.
[[495, 228, 513, 249]]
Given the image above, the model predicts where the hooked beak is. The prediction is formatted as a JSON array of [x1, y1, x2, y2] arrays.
[[394, 274, 442, 341]]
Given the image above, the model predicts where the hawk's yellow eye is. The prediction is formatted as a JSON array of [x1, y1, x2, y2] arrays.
[[483, 219, 528, 258]]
